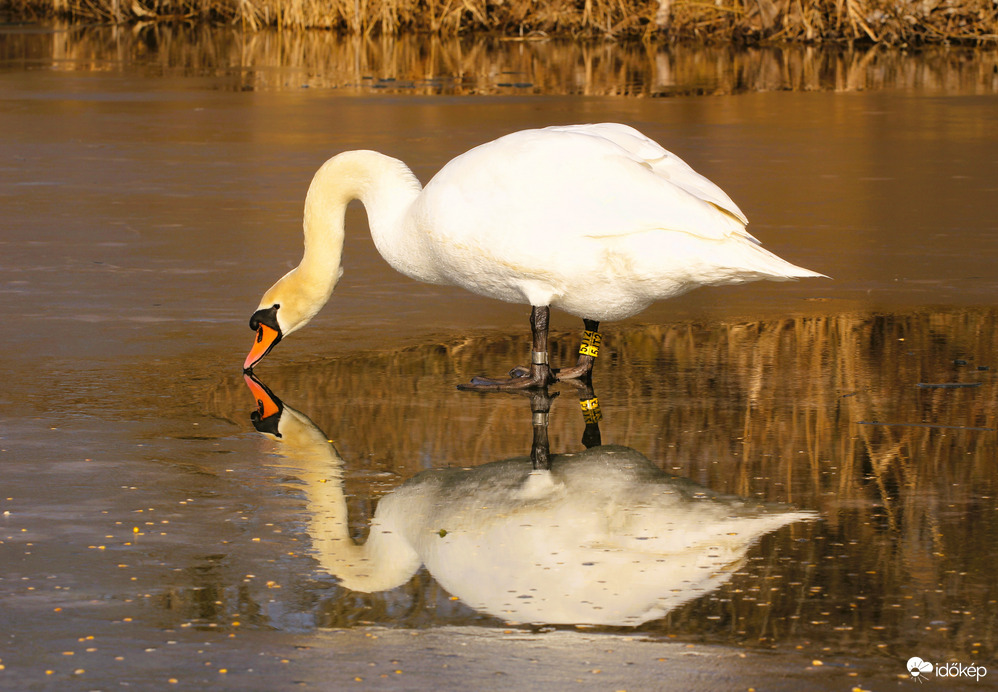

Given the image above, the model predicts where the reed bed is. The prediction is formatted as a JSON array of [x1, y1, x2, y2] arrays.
[[4, 24, 997, 93], [4, 0, 997, 44]]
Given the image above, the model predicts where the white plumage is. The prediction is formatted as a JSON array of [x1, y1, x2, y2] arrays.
[[245, 123, 824, 380]]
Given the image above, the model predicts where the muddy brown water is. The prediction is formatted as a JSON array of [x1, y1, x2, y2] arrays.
[[1, 23, 997, 691]]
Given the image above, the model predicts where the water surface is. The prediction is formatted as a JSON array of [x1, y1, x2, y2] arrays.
[[1, 23, 996, 691]]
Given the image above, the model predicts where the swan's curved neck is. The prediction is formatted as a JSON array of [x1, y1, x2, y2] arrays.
[[300, 151, 423, 286]]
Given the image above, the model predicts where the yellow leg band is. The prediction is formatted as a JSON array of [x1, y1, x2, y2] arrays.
[[579, 397, 602, 424], [579, 330, 602, 358]]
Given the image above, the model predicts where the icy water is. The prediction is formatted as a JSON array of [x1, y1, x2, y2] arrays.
[[1, 22, 997, 691]]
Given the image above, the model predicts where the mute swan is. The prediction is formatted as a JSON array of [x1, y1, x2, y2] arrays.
[[245, 375, 817, 626], [244, 123, 825, 389]]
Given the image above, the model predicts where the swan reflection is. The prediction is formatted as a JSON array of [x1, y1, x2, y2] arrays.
[[245, 375, 816, 626]]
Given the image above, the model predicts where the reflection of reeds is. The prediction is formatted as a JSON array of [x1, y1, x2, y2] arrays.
[[207, 308, 997, 658], [5, 24, 997, 93], [7, 0, 998, 43]]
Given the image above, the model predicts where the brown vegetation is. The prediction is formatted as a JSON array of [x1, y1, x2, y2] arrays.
[[3, 0, 997, 44]]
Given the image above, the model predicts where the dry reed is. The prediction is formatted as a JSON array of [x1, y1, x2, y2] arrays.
[[3, 0, 997, 44]]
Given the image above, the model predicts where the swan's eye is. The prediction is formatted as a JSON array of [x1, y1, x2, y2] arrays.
[[249, 304, 281, 331]]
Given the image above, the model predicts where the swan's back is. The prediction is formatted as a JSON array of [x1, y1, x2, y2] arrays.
[[407, 124, 822, 320], [419, 123, 749, 244]]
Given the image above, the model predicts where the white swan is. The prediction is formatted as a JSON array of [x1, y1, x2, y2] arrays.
[[244, 123, 825, 388], [245, 375, 817, 626]]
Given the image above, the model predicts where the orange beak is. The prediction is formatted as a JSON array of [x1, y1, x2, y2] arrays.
[[244, 373, 282, 420], [243, 324, 281, 371]]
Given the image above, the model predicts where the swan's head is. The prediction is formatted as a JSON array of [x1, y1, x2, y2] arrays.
[[242, 149, 407, 372], [243, 266, 341, 371]]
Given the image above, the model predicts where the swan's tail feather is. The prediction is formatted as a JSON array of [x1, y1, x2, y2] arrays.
[[723, 240, 828, 283]]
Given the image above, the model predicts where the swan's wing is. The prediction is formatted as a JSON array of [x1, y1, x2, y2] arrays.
[[545, 123, 751, 229], [428, 125, 752, 247]]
